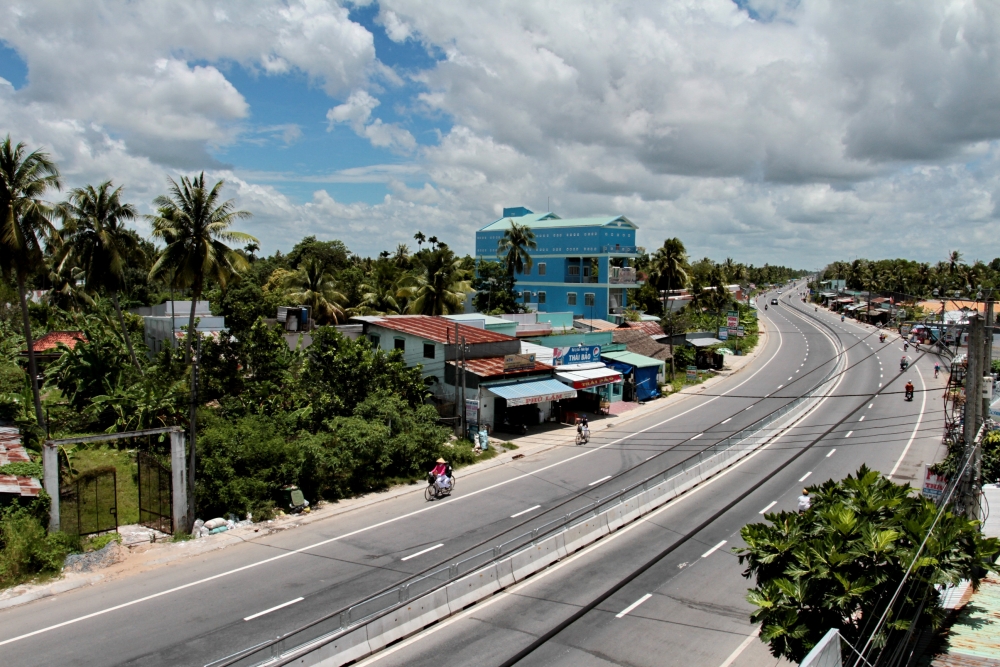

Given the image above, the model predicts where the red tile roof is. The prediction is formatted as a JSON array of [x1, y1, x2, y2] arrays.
[[622, 321, 664, 336], [368, 316, 516, 345], [29, 330, 87, 353], [448, 357, 553, 378], [0, 427, 41, 497]]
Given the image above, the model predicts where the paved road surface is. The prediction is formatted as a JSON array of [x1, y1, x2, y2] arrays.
[[0, 282, 940, 667]]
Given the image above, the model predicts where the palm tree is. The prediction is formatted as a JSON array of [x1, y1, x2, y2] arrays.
[[398, 247, 472, 315], [413, 231, 426, 250], [428, 235, 439, 250], [147, 173, 255, 528], [58, 181, 143, 371], [357, 280, 402, 315], [284, 258, 347, 324], [392, 243, 410, 268], [650, 238, 689, 293], [497, 221, 537, 276], [244, 241, 259, 261], [948, 250, 964, 275], [0, 136, 61, 430]]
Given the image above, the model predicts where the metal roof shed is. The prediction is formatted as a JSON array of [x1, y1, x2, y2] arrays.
[[600, 350, 665, 401]]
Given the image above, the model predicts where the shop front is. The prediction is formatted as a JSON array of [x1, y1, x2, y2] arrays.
[[554, 363, 624, 417], [600, 350, 665, 402], [484, 379, 578, 431]]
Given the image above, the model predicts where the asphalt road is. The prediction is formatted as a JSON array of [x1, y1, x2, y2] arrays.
[[0, 282, 938, 667], [347, 285, 947, 667]]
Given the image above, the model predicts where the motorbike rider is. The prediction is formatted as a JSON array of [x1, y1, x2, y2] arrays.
[[900, 356, 908, 371], [430, 457, 451, 492], [797, 489, 812, 513], [904, 380, 914, 400], [577, 416, 590, 440], [903, 342, 909, 351], [934, 363, 941, 379], [764, 304, 768, 310]]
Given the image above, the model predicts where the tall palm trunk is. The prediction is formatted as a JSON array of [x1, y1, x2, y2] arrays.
[[111, 290, 142, 374], [17, 277, 45, 431], [186, 287, 200, 528]]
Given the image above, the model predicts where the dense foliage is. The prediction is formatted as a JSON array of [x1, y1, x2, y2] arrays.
[[820, 252, 1000, 300], [737, 467, 1000, 663]]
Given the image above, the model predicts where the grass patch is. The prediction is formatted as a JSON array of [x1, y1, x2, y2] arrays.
[[66, 447, 139, 526], [0, 461, 43, 478], [81, 531, 121, 552]]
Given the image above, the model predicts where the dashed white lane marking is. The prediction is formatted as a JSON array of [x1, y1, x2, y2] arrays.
[[845, 431, 853, 438], [827, 448, 836, 457], [859, 415, 865, 422], [243, 597, 304, 622], [691, 433, 703, 440], [701, 540, 728, 558], [510, 505, 541, 518], [616, 593, 653, 619], [401, 544, 444, 561], [721, 418, 732, 424], [589, 475, 612, 486], [869, 403, 873, 409], [759, 501, 777, 514], [776, 384, 783, 389], [799, 471, 812, 482], [787, 377, 793, 381]]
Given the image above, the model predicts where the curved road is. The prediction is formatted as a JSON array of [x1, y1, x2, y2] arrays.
[[0, 282, 939, 667]]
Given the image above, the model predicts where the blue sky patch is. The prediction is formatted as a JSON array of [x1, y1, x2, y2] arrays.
[[0, 41, 27, 89]]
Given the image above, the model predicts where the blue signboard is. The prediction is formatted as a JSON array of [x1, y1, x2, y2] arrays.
[[560, 345, 601, 365]]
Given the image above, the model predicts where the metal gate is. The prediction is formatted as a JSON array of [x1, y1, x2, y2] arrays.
[[137, 451, 173, 535], [60, 466, 118, 536]]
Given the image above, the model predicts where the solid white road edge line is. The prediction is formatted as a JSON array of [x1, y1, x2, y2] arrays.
[[589, 475, 612, 486], [718, 627, 762, 667], [615, 593, 653, 619], [888, 360, 927, 480], [401, 544, 444, 561], [352, 351, 849, 666], [243, 597, 304, 622], [701, 540, 727, 558], [759, 501, 777, 514], [510, 505, 541, 519]]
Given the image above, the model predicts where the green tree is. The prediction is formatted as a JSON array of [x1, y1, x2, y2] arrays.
[[399, 247, 471, 315], [496, 221, 537, 276], [736, 466, 1000, 663], [58, 181, 143, 371], [472, 259, 523, 314], [0, 136, 61, 431], [147, 173, 256, 528], [650, 238, 690, 293], [286, 236, 350, 272], [284, 258, 347, 324]]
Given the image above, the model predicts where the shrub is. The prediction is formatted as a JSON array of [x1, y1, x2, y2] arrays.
[[0, 494, 78, 588]]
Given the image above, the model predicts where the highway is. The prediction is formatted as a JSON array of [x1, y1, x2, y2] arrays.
[[0, 282, 944, 667]]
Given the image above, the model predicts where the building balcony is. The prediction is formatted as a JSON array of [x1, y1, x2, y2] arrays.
[[608, 267, 638, 284], [564, 276, 599, 284], [601, 245, 638, 254]]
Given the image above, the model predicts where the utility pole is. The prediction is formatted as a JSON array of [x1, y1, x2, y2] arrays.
[[961, 313, 984, 520], [460, 335, 468, 440]]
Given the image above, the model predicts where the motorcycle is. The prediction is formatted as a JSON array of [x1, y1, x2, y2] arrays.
[[900, 358, 909, 371], [905, 388, 914, 401], [425, 472, 456, 500], [764, 304, 768, 310], [879, 334, 886, 343], [495, 417, 528, 436], [903, 342, 909, 352]]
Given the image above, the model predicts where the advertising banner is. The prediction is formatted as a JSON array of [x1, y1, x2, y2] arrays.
[[727, 311, 739, 328], [554, 345, 601, 366], [921, 465, 948, 501]]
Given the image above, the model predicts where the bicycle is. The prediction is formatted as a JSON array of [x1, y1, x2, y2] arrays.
[[575, 429, 590, 446]]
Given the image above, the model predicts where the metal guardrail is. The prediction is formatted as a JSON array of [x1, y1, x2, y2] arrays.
[[220, 307, 845, 667]]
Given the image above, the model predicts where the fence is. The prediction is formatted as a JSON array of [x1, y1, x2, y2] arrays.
[[59, 466, 118, 537], [218, 338, 847, 667], [138, 451, 173, 535]]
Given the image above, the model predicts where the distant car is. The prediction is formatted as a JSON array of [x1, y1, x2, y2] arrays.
[[771, 298, 778, 305]]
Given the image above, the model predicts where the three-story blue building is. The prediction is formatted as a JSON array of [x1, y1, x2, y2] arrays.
[[476, 207, 642, 321]]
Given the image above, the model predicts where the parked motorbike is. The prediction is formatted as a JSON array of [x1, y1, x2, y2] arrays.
[[495, 418, 528, 435]]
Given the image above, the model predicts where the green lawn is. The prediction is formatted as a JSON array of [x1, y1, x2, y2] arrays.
[[63, 448, 140, 529]]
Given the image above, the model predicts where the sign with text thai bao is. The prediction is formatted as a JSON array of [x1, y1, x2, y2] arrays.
[[503, 353, 536, 371], [554, 345, 600, 366], [921, 465, 947, 501]]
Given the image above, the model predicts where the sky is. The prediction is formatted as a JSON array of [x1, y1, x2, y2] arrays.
[[1, 0, 1000, 269]]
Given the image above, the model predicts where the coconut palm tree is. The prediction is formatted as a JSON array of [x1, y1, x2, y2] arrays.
[[413, 231, 426, 250], [58, 181, 143, 371], [497, 221, 537, 276], [284, 258, 347, 324], [0, 136, 61, 430], [650, 238, 689, 293], [392, 243, 410, 268], [147, 173, 255, 528], [357, 280, 403, 315], [948, 250, 964, 275], [398, 247, 471, 315]]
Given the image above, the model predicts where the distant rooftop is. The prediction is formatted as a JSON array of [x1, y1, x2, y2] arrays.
[[365, 315, 516, 345], [26, 331, 86, 354], [479, 208, 637, 232]]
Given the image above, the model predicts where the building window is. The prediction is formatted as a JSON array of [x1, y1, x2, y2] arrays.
[[567, 265, 580, 278], [423, 343, 435, 359], [538, 262, 546, 276], [613, 382, 622, 396], [394, 338, 405, 351], [369, 334, 381, 347], [523, 291, 531, 302], [567, 292, 577, 306], [585, 293, 595, 306], [538, 291, 546, 304]]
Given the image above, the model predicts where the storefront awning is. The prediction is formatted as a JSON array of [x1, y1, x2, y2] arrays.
[[487, 379, 577, 406], [555, 367, 623, 390]]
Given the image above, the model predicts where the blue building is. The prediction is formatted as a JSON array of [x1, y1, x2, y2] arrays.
[[476, 207, 642, 322]]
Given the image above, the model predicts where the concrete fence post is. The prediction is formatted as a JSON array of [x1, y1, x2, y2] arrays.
[[43, 442, 59, 532], [170, 430, 189, 534]]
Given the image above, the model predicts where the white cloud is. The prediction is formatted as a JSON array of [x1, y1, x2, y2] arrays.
[[326, 90, 416, 151]]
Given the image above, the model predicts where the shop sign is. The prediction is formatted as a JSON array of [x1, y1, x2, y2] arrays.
[[921, 465, 947, 501], [572, 375, 620, 390], [736, 326, 746, 338], [686, 366, 697, 382], [465, 399, 479, 422], [503, 353, 536, 371], [505, 391, 575, 407], [727, 311, 739, 328], [555, 345, 601, 366], [718, 327, 728, 341]]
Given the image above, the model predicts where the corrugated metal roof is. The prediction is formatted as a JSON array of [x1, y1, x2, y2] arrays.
[[931, 570, 1000, 667], [601, 350, 665, 369], [0, 427, 41, 497], [367, 316, 516, 345], [479, 213, 636, 232], [574, 319, 619, 331], [621, 321, 665, 336], [486, 379, 578, 406], [448, 356, 553, 378], [687, 337, 726, 348], [27, 330, 86, 353]]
